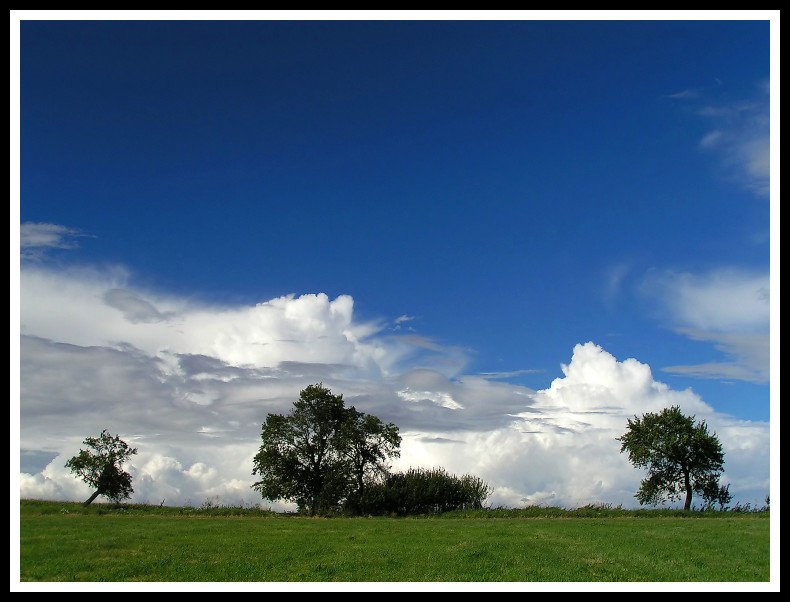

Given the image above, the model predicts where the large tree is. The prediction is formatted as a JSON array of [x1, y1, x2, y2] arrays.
[[616, 405, 726, 511], [251, 383, 401, 516], [65, 429, 138, 506]]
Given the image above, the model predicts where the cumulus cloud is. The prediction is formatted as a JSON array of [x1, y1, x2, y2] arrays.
[[394, 342, 767, 509], [17, 261, 769, 510], [639, 268, 770, 383]]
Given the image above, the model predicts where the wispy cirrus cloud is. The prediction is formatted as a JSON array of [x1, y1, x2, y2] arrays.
[[647, 79, 773, 386], [639, 268, 769, 384], [20, 222, 93, 262], [697, 81, 771, 198], [664, 88, 700, 100], [663, 329, 769, 384], [664, 80, 770, 199]]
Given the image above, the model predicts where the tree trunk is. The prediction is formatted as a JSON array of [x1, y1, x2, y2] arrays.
[[683, 470, 692, 511], [83, 489, 101, 506]]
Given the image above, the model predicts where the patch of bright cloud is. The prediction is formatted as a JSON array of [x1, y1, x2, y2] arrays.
[[393, 314, 417, 332], [397, 387, 464, 410], [396, 342, 767, 510], [642, 268, 769, 332]]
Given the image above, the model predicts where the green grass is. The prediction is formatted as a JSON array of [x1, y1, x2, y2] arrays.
[[18, 500, 770, 582]]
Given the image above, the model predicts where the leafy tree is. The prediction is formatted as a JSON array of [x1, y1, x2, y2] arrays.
[[251, 383, 401, 516], [341, 408, 401, 513], [700, 481, 733, 511], [616, 405, 726, 511], [64, 429, 138, 506]]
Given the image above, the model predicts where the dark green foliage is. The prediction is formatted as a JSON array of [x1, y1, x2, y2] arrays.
[[616, 405, 726, 511], [340, 408, 401, 514], [251, 383, 401, 516], [700, 482, 733, 511], [357, 467, 493, 516], [250, 386, 491, 517], [64, 429, 138, 506]]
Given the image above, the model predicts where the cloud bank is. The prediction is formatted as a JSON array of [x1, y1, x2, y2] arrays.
[[18, 262, 770, 510]]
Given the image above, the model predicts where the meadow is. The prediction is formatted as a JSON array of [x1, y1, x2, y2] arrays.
[[18, 499, 770, 583]]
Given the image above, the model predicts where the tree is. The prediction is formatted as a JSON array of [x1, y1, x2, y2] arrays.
[[340, 408, 401, 513], [251, 383, 401, 516], [64, 429, 138, 506], [616, 405, 726, 511], [700, 481, 733, 511], [252, 383, 350, 516]]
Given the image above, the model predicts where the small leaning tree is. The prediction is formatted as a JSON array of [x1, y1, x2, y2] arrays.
[[65, 429, 138, 506]]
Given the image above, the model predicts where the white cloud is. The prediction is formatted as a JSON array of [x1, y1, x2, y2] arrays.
[[394, 342, 766, 510], [639, 268, 769, 383], [393, 314, 417, 332], [17, 262, 770, 511], [20, 267, 403, 379], [643, 269, 769, 332]]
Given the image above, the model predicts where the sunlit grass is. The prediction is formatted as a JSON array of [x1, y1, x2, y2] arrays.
[[18, 500, 769, 582]]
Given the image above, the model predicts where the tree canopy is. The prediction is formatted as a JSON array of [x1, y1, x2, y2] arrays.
[[251, 383, 401, 516], [340, 407, 401, 514], [64, 429, 138, 506], [616, 405, 726, 511]]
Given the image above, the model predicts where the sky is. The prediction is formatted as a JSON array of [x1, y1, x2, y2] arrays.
[[13, 9, 778, 557]]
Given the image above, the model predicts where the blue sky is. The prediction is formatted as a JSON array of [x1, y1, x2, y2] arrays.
[[13, 11, 777, 539]]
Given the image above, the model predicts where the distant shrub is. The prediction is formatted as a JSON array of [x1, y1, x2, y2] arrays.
[[356, 467, 493, 516]]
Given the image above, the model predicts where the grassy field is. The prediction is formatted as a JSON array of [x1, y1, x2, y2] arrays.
[[17, 499, 770, 584]]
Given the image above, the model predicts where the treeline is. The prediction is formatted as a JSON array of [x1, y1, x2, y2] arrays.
[[62, 384, 493, 517], [64, 384, 758, 517]]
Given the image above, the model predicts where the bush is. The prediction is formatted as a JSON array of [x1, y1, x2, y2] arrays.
[[355, 467, 492, 516]]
